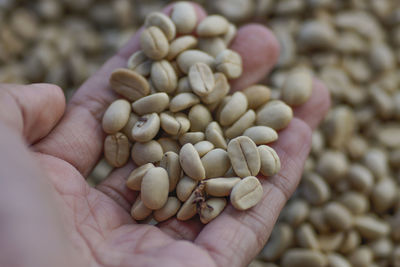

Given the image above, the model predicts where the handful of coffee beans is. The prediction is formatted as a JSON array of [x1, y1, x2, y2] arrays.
[[102, 2, 297, 224]]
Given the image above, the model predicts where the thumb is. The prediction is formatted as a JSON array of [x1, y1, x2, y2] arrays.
[[0, 83, 66, 144]]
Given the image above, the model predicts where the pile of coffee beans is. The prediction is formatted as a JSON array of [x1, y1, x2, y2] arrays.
[[101, 2, 302, 224]]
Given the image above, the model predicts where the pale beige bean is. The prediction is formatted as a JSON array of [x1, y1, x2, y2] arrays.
[[316, 150, 349, 184], [132, 92, 169, 115], [323, 202, 353, 231], [243, 126, 278, 145], [157, 137, 180, 154], [167, 36, 198, 61], [354, 215, 390, 240], [200, 72, 230, 104], [225, 110, 256, 139], [141, 167, 169, 210], [319, 232, 345, 252], [140, 26, 169, 60], [169, 93, 200, 112], [153, 197, 181, 222], [230, 176, 263, 211], [339, 230, 361, 254], [189, 63, 215, 97], [281, 69, 313, 106], [102, 99, 131, 134], [131, 194, 152, 221], [126, 163, 155, 191], [222, 24, 237, 45], [338, 191, 369, 215], [198, 37, 226, 57], [256, 100, 293, 130], [188, 104, 213, 132], [228, 136, 261, 178], [171, 2, 197, 34], [261, 223, 294, 261], [151, 60, 177, 94], [131, 141, 163, 166], [281, 249, 328, 267], [179, 143, 205, 181], [348, 247, 373, 267], [132, 113, 160, 142], [110, 68, 150, 101], [104, 133, 130, 168], [205, 177, 240, 197], [160, 112, 190, 136], [160, 151, 181, 192], [176, 77, 192, 94], [177, 50, 215, 74], [197, 15, 229, 37], [327, 253, 351, 267], [177, 191, 197, 220], [301, 172, 330, 205], [371, 178, 397, 213], [176, 176, 198, 202], [205, 121, 227, 149], [296, 223, 320, 250], [194, 141, 214, 157], [145, 12, 176, 41], [364, 148, 389, 178], [370, 238, 393, 259], [348, 163, 374, 193], [179, 132, 205, 145], [200, 198, 227, 224], [121, 113, 139, 141], [219, 92, 248, 126], [127, 51, 152, 77], [282, 200, 310, 227], [215, 49, 243, 79], [201, 149, 231, 178], [243, 85, 271, 110]]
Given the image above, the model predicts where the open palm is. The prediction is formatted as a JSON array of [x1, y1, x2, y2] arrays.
[[0, 3, 330, 267]]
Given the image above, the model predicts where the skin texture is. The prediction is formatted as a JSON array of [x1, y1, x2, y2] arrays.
[[0, 3, 330, 267]]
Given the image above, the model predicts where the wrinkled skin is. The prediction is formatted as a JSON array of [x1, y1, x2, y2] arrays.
[[0, 3, 330, 267]]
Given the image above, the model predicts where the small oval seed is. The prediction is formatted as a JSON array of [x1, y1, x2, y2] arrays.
[[179, 143, 205, 181], [179, 132, 205, 146], [176, 176, 198, 202], [228, 136, 261, 178], [131, 141, 163, 166], [194, 141, 214, 157], [126, 163, 155, 191], [256, 100, 293, 130], [145, 12, 176, 41], [281, 249, 328, 267], [177, 50, 215, 74], [201, 72, 230, 104], [230, 176, 263, 211], [258, 145, 281, 176], [205, 121, 227, 149], [197, 15, 229, 37], [177, 191, 197, 220], [157, 138, 180, 154], [167, 36, 198, 61], [132, 113, 160, 142], [188, 104, 213, 132], [153, 197, 181, 222], [205, 177, 240, 197], [215, 49, 243, 79], [243, 126, 278, 145], [171, 2, 197, 34], [131, 194, 152, 221], [121, 113, 139, 142], [132, 92, 169, 115], [169, 92, 200, 112], [104, 133, 130, 167], [201, 149, 231, 178], [198, 37, 226, 57], [189, 63, 215, 97], [282, 69, 313, 106], [140, 26, 169, 60], [160, 151, 181, 192], [200, 198, 227, 224], [323, 202, 353, 231], [102, 99, 131, 134], [219, 92, 248, 126], [243, 85, 271, 109], [141, 167, 169, 210], [151, 60, 177, 94], [225, 109, 256, 139], [110, 68, 150, 101]]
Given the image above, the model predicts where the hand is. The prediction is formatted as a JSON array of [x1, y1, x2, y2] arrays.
[[0, 3, 330, 267]]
